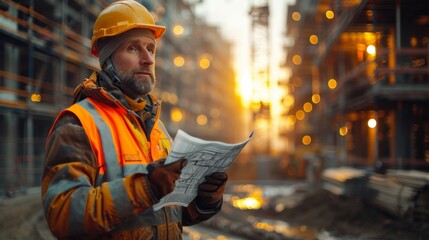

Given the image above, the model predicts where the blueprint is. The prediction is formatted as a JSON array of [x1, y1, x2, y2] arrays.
[[153, 129, 253, 211]]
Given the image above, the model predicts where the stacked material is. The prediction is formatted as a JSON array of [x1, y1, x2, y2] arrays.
[[386, 169, 429, 188], [322, 167, 368, 197], [365, 170, 429, 221]]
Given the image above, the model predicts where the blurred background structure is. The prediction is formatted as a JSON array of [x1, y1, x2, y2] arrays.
[[284, 0, 429, 177]]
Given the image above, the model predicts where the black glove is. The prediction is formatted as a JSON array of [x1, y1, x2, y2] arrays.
[[147, 158, 187, 199], [196, 172, 228, 210]]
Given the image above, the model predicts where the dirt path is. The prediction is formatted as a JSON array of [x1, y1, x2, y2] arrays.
[[0, 192, 55, 240]]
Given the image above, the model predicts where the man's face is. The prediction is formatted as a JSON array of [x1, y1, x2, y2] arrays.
[[111, 36, 156, 99]]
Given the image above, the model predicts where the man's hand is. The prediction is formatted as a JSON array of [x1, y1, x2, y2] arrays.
[[147, 158, 187, 199], [196, 172, 228, 210]]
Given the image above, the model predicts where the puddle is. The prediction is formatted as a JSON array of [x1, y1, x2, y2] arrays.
[[250, 217, 346, 240], [252, 218, 318, 240]]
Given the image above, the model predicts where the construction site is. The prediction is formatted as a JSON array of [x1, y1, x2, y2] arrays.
[[0, 0, 429, 239]]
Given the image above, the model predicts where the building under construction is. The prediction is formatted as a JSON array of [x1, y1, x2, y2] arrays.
[[0, 0, 244, 193], [285, 0, 429, 175]]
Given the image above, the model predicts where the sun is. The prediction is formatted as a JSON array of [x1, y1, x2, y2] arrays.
[[236, 68, 253, 108]]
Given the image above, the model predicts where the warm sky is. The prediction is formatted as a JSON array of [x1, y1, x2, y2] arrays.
[[195, 0, 294, 105], [195, 0, 295, 151]]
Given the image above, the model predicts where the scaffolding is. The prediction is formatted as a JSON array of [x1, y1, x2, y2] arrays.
[[285, 0, 429, 171], [249, 0, 271, 155]]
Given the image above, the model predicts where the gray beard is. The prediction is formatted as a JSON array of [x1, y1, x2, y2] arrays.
[[117, 74, 155, 99]]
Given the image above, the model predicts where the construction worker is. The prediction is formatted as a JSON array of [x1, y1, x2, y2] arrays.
[[41, 1, 227, 239]]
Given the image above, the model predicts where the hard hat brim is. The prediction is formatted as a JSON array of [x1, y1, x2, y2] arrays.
[[91, 23, 166, 56]]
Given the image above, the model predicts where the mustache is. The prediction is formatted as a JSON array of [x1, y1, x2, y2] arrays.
[[134, 66, 152, 72], [134, 68, 153, 76]]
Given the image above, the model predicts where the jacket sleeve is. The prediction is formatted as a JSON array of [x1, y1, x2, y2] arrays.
[[181, 199, 222, 226], [41, 113, 158, 239]]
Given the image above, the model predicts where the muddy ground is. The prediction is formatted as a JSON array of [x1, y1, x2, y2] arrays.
[[0, 192, 54, 240], [253, 189, 429, 240]]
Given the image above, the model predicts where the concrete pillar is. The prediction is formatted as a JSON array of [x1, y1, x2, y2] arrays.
[[25, 115, 35, 187], [0, 44, 19, 191], [0, 113, 18, 191], [395, 102, 412, 169]]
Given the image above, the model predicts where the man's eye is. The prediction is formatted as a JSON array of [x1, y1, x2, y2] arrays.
[[147, 47, 155, 54], [128, 46, 138, 52]]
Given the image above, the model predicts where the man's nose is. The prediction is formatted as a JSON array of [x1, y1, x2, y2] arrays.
[[141, 51, 154, 65]]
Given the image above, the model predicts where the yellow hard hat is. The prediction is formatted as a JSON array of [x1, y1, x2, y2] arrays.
[[91, 0, 166, 56]]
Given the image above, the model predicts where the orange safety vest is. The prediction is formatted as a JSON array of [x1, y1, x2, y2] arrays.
[[54, 97, 172, 184]]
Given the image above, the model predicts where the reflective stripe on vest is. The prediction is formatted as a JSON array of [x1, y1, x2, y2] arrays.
[[71, 98, 156, 183], [75, 99, 157, 183], [77, 99, 123, 181]]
